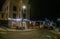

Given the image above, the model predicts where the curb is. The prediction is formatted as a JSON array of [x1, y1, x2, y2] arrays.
[[0, 29, 34, 32]]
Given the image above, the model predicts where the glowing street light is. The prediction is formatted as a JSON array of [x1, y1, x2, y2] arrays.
[[22, 5, 26, 10]]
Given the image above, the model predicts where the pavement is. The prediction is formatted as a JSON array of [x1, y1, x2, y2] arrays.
[[0, 27, 60, 39], [50, 28, 60, 35], [0, 28, 60, 39], [0, 27, 60, 34]]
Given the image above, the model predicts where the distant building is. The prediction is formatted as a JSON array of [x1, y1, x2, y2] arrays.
[[0, 0, 30, 29]]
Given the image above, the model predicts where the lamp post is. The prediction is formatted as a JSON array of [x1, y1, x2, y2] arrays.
[[22, 5, 26, 30]]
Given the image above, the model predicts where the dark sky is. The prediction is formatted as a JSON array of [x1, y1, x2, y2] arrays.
[[30, 0, 60, 21], [0, 0, 60, 21]]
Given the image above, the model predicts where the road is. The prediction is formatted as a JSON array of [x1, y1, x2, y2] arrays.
[[0, 29, 60, 39]]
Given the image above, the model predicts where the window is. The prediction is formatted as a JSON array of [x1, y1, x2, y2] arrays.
[[13, 13, 16, 18], [13, 6, 17, 11], [7, 7, 8, 10], [2, 14, 3, 18]]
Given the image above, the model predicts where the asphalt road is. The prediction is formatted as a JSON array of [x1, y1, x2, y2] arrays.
[[0, 29, 60, 39]]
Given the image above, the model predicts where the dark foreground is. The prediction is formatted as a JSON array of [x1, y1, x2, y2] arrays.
[[0, 29, 60, 39]]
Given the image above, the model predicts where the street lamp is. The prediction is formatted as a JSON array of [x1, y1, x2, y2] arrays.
[[22, 5, 26, 10], [22, 5, 26, 30]]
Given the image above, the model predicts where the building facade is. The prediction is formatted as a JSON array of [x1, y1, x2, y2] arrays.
[[2, 0, 30, 29], [0, 12, 8, 27]]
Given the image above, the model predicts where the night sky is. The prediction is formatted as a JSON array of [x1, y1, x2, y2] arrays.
[[0, 0, 60, 21], [30, 0, 60, 21]]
